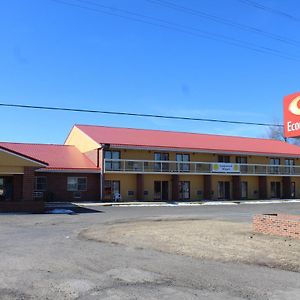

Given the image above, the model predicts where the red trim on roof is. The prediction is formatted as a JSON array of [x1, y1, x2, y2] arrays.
[[75, 124, 300, 157]]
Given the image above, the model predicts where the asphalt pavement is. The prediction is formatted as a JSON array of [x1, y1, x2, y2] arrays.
[[0, 202, 299, 299]]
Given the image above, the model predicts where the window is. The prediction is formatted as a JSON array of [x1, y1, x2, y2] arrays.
[[236, 156, 247, 164], [35, 176, 47, 191], [236, 156, 248, 173], [218, 155, 230, 163], [104, 150, 121, 171], [271, 182, 281, 198], [104, 180, 120, 200], [179, 181, 190, 200], [270, 158, 280, 174], [154, 181, 169, 200], [154, 152, 169, 171], [154, 152, 169, 161], [176, 153, 190, 171], [241, 181, 248, 199], [270, 158, 280, 165], [285, 159, 294, 165], [217, 181, 230, 199], [285, 159, 295, 174], [67, 177, 87, 191]]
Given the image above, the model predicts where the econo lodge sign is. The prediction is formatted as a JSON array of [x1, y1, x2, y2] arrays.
[[284, 92, 300, 138]]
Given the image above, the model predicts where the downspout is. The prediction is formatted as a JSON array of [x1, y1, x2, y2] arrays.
[[97, 147, 102, 202], [98, 144, 110, 201]]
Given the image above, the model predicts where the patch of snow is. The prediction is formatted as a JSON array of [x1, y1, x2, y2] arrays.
[[46, 209, 75, 215], [201, 202, 237, 206]]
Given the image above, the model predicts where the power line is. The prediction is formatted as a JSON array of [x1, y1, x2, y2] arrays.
[[49, 0, 300, 62], [238, 0, 300, 22], [0, 102, 283, 128], [146, 0, 300, 47]]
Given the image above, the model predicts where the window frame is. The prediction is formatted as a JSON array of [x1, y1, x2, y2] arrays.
[[285, 159, 294, 166], [104, 150, 121, 171], [218, 155, 230, 163], [269, 157, 281, 174], [285, 158, 295, 174], [179, 181, 190, 200], [34, 176, 47, 192], [67, 177, 87, 192], [241, 181, 248, 199], [154, 152, 169, 171], [270, 157, 280, 165], [236, 156, 247, 164], [176, 153, 190, 172], [104, 180, 120, 200], [236, 156, 248, 173]]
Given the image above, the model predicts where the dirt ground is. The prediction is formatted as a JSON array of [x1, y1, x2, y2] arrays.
[[81, 219, 300, 272]]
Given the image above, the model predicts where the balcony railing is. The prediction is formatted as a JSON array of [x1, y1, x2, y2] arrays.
[[104, 159, 300, 176]]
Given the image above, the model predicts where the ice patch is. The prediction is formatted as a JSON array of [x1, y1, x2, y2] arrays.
[[46, 209, 75, 215]]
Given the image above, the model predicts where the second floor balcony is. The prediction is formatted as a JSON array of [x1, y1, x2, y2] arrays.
[[104, 159, 300, 176]]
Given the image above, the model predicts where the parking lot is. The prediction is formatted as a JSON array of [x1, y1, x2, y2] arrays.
[[0, 203, 300, 299]]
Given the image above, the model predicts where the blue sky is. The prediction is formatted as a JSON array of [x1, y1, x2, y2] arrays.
[[0, 0, 299, 143]]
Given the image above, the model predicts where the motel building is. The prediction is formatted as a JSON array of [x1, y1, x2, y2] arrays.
[[1, 124, 300, 211]]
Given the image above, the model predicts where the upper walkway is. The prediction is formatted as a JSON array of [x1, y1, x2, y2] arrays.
[[104, 159, 300, 176]]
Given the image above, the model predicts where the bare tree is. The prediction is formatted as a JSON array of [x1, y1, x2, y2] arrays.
[[266, 121, 300, 145]]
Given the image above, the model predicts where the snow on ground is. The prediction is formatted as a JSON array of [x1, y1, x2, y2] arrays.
[[46, 209, 75, 214]]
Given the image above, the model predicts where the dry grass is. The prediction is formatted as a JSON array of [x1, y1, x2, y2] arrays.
[[81, 219, 300, 272]]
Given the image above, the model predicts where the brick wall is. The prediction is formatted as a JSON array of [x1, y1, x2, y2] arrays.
[[36, 172, 100, 202], [253, 214, 300, 239], [13, 174, 23, 201], [23, 167, 36, 201]]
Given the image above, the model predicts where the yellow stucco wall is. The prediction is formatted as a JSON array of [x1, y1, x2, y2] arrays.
[[65, 126, 100, 153], [104, 173, 137, 201], [103, 172, 300, 201], [291, 177, 300, 198], [103, 148, 300, 201], [0, 150, 44, 177], [112, 148, 300, 166], [242, 176, 259, 199], [0, 166, 24, 174]]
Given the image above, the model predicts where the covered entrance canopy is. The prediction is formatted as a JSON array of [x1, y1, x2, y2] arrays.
[[0, 146, 47, 211]]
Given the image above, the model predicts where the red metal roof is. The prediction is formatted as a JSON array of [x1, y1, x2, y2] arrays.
[[0, 142, 98, 170], [76, 124, 300, 157]]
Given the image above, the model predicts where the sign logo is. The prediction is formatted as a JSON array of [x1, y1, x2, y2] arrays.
[[288, 95, 300, 115], [284, 92, 300, 138]]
